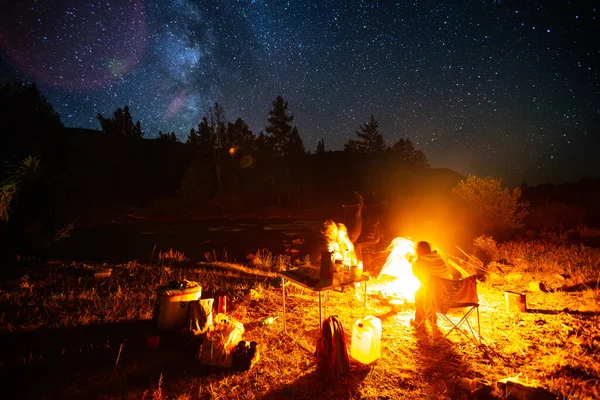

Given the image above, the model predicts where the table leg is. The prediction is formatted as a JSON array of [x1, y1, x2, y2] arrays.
[[282, 277, 286, 333]]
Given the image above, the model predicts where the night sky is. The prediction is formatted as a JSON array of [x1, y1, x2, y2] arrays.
[[1, 1, 598, 186]]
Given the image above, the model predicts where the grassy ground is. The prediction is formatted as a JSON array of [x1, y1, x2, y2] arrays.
[[0, 238, 599, 399]]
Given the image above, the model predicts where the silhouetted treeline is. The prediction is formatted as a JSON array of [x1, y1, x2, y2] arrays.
[[521, 178, 600, 230], [2, 79, 600, 259]]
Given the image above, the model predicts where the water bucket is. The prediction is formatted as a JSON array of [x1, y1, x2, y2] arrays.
[[155, 283, 202, 330], [350, 316, 382, 364]]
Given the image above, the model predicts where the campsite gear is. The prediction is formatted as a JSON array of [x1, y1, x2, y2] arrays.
[[94, 268, 112, 279], [333, 267, 344, 285], [320, 251, 333, 279], [188, 298, 214, 336], [154, 281, 202, 330], [459, 377, 493, 396], [334, 258, 343, 270], [427, 275, 481, 344], [505, 291, 527, 312], [259, 316, 279, 327], [496, 376, 555, 400], [231, 340, 261, 372], [315, 316, 350, 378], [349, 265, 360, 281], [197, 313, 245, 367], [350, 316, 381, 364], [278, 270, 369, 335], [217, 295, 227, 315], [342, 271, 351, 284]]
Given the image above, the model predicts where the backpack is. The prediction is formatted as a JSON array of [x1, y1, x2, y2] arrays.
[[315, 316, 350, 378]]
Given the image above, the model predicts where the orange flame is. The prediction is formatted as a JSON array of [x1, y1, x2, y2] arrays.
[[322, 219, 360, 267], [379, 237, 421, 302]]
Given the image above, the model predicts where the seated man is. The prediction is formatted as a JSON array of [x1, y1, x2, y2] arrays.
[[411, 241, 452, 328]]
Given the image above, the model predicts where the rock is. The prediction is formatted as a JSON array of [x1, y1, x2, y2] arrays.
[[496, 377, 555, 400]]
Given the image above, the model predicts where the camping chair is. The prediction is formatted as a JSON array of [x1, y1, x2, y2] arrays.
[[429, 275, 481, 345]]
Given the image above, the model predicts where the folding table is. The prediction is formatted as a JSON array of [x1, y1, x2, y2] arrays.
[[278, 269, 369, 333]]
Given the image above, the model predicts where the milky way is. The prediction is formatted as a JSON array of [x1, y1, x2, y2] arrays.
[[1, 0, 599, 186]]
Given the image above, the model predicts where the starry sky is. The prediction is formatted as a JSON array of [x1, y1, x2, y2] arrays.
[[0, 0, 598, 186]]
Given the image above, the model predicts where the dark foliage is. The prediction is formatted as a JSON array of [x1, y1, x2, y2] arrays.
[[344, 115, 386, 154], [97, 106, 143, 138], [156, 131, 178, 143], [2, 79, 599, 262], [0, 79, 63, 170], [0, 80, 68, 260], [521, 177, 600, 229]]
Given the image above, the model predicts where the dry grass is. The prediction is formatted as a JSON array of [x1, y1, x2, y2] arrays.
[[0, 239, 599, 399]]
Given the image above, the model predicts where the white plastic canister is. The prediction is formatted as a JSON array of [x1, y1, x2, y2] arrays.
[[350, 315, 382, 364]]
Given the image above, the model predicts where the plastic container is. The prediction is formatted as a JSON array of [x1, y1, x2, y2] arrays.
[[350, 316, 382, 364], [333, 269, 344, 285], [349, 265, 361, 281], [505, 291, 527, 312], [217, 295, 227, 315], [155, 283, 202, 330]]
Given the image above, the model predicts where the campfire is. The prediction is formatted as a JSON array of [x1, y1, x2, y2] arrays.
[[378, 237, 421, 303], [322, 220, 421, 303]]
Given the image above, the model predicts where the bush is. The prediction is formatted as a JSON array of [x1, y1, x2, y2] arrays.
[[473, 235, 498, 267], [452, 175, 528, 237]]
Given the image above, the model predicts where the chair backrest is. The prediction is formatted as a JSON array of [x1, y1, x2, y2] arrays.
[[451, 275, 479, 307], [430, 275, 479, 315]]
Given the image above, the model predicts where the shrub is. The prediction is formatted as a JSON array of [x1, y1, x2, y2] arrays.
[[473, 235, 498, 267], [452, 175, 528, 237]]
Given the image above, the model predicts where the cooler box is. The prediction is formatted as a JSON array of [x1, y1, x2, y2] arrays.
[[154, 283, 202, 330]]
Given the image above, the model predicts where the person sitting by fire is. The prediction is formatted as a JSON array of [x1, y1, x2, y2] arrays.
[[410, 241, 452, 329]]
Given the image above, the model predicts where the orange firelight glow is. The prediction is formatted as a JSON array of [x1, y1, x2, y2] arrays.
[[320, 220, 421, 301], [378, 237, 421, 302], [322, 219, 360, 268]]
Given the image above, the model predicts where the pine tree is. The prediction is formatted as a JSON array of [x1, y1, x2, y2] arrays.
[[97, 106, 143, 138], [316, 138, 326, 155], [225, 118, 255, 153], [157, 131, 178, 143], [264, 96, 305, 208], [390, 138, 429, 168], [187, 128, 199, 146], [344, 115, 386, 154], [265, 96, 305, 158]]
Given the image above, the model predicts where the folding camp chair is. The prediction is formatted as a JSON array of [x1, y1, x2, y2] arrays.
[[429, 275, 481, 345]]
